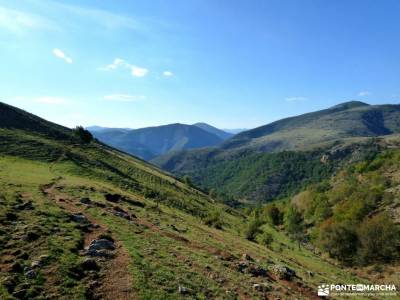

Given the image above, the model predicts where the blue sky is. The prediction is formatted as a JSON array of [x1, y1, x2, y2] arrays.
[[0, 0, 399, 129]]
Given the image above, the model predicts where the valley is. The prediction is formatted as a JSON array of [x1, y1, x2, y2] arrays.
[[0, 102, 399, 299]]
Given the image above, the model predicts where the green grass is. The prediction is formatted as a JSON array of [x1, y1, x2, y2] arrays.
[[0, 121, 379, 299]]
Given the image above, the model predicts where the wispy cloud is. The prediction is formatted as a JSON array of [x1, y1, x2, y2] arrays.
[[99, 58, 148, 77], [34, 96, 67, 104], [285, 96, 308, 102], [163, 71, 173, 77], [0, 6, 56, 33], [104, 94, 145, 102], [56, 3, 141, 31], [53, 48, 73, 64], [358, 91, 370, 97]]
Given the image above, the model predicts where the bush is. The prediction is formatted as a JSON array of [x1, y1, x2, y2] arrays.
[[72, 126, 93, 144], [182, 175, 193, 187], [317, 219, 358, 263], [284, 206, 303, 235], [357, 213, 399, 264], [244, 210, 263, 241], [204, 209, 223, 229], [264, 204, 283, 226], [259, 231, 273, 247]]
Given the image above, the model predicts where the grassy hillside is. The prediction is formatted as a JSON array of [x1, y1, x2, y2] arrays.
[[256, 147, 400, 283], [221, 101, 400, 153], [90, 123, 223, 161], [0, 102, 373, 299], [156, 136, 400, 202], [155, 101, 400, 202]]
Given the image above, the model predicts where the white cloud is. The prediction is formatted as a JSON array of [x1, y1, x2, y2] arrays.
[[104, 94, 145, 102], [358, 91, 370, 97], [285, 96, 308, 102], [53, 48, 73, 64], [34, 96, 67, 104], [131, 66, 148, 77], [163, 71, 173, 77], [99, 58, 148, 77]]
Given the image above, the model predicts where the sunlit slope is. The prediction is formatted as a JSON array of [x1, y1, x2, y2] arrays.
[[0, 102, 368, 299]]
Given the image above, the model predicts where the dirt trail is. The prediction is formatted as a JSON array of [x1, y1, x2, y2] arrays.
[[41, 181, 136, 300]]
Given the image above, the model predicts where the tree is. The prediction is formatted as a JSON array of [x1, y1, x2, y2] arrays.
[[284, 206, 303, 234], [182, 175, 193, 187], [357, 213, 399, 264], [264, 204, 283, 226], [317, 219, 358, 263], [244, 211, 263, 241], [72, 126, 93, 144]]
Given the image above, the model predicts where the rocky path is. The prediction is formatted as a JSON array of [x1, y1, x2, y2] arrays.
[[41, 180, 136, 300]]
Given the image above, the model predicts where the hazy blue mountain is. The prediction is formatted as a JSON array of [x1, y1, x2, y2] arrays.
[[193, 122, 233, 140], [223, 128, 248, 134], [89, 123, 223, 160]]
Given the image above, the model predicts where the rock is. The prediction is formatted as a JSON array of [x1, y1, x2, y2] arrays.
[[248, 265, 268, 277], [253, 283, 271, 292], [113, 206, 131, 220], [24, 269, 37, 279], [80, 198, 92, 205], [39, 254, 50, 262], [104, 193, 121, 203], [93, 202, 106, 208], [31, 260, 42, 269], [271, 264, 296, 280], [178, 285, 189, 294], [14, 201, 34, 211], [124, 198, 145, 208], [13, 289, 27, 299], [114, 211, 131, 220], [86, 249, 115, 258], [236, 261, 267, 277], [242, 253, 253, 261], [71, 213, 88, 224], [80, 258, 100, 271], [87, 239, 115, 251]]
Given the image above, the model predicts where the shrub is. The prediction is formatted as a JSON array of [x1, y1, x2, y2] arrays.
[[204, 209, 223, 229], [259, 231, 273, 247], [284, 206, 303, 235], [264, 204, 283, 226], [357, 213, 399, 264], [72, 126, 93, 144], [244, 211, 263, 241], [182, 175, 193, 187], [317, 219, 358, 263]]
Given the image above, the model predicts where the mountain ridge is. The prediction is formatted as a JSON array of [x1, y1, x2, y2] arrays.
[[89, 122, 225, 160]]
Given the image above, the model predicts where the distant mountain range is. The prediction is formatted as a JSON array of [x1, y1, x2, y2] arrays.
[[87, 123, 234, 160], [153, 101, 400, 201]]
